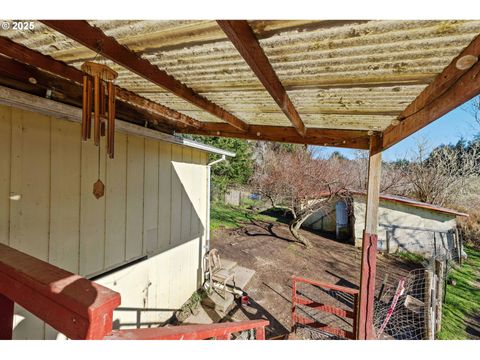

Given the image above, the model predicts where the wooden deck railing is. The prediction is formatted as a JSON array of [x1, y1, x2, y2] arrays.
[[291, 275, 359, 340], [0, 243, 268, 340], [104, 319, 269, 340]]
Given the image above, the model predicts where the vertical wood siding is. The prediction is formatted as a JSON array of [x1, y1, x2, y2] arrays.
[[0, 104, 209, 338]]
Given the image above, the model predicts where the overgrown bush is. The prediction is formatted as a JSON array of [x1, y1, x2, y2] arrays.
[[458, 212, 480, 249]]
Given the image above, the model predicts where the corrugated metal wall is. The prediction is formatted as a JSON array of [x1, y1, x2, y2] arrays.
[[0, 104, 208, 339]]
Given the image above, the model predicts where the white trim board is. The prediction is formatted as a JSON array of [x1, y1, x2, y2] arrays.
[[0, 85, 236, 158]]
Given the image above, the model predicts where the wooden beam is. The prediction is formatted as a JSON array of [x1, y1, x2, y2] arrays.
[[41, 20, 249, 132], [382, 34, 480, 150], [0, 36, 203, 130], [178, 122, 370, 149], [217, 20, 306, 136], [357, 135, 382, 340], [0, 54, 178, 134], [0, 85, 233, 158]]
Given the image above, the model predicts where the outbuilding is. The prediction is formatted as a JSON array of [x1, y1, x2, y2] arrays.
[[304, 192, 468, 257]]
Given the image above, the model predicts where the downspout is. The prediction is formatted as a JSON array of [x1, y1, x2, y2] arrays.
[[205, 155, 226, 252]]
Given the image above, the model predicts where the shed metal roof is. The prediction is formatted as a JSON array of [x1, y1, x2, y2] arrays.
[[352, 191, 468, 217]]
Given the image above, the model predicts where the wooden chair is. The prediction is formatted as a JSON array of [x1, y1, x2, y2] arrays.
[[205, 249, 235, 299]]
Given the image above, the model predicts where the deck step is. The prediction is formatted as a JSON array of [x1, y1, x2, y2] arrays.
[[203, 290, 235, 314], [226, 265, 255, 289]]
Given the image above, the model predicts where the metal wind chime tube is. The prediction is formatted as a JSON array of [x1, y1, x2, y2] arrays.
[[80, 61, 118, 158]]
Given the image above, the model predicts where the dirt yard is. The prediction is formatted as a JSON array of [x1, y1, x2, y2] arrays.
[[211, 217, 418, 339]]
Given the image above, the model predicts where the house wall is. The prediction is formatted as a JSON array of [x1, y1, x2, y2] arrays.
[[0, 104, 209, 339], [302, 207, 336, 233], [352, 196, 457, 256]]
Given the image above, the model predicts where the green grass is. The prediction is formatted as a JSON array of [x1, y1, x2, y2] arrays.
[[210, 202, 277, 231], [392, 251, 426, 266], [437, 246, 480, 340], [239, 197, 262, 208]]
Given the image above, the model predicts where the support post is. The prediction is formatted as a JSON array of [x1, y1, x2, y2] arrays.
[[435, 259, 445, 333], [424, 269, 436, 340], [0, 293, 14, 340], [357, 135, 382, 340]]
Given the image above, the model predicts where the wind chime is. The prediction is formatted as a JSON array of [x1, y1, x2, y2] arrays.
[[81, 61, 118, 199]]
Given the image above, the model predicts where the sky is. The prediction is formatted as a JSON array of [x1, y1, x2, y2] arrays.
[[316, 97, 480, 162]]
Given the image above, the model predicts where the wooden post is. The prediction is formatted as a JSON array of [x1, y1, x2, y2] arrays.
[[424, 270, 432, 339], [357, 135, 382, 340], [454, 227, 462, 264], [0, 293, 14, 340], [256, 326, 266, 340], [435, 259, 445, 333], [424, 269, 436, 340], [291, 277, 297, 333], [352, 293, 359, 340]]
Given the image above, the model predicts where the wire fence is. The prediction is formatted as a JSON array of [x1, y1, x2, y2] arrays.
[[381, 225, 463, 262], [290, 226, 462, 340], [374, 250, 456, 340], [374, 268, 427, 339]]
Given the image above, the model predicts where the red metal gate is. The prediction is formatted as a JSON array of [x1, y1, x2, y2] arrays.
[[291, 275, 359, 339]]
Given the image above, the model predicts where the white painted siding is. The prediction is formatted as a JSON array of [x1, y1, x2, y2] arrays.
[[353, 195, 457, 255], [0, 104, 208, 339]]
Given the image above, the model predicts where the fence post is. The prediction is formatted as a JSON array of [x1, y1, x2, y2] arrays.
[[291, 277, 297, 333], [256, 326, 265, 340], [435, 260, 445, 333], [454, 227, 461, 263], [424, 269, 435, 340], [352, 293, 359, 340]]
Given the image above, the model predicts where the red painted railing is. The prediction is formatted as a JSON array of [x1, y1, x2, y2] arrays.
[[291, 275, 359, 340], [0, 243, 121, 339], [104, 320, 269, 340], [0, 243, 268, 340]]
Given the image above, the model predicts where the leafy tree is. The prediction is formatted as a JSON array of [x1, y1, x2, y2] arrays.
[[186, 135, 253, 200], [329, 151, 348, 161]]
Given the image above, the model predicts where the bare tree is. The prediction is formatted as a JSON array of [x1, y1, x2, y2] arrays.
[[251, 148, 355, 247], [350, 150, 408, 195], [401, 139, 480, 206]]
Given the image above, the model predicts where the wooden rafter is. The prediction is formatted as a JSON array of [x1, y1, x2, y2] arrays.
[[218, 20, 306, 136], [382, 34, 480, 150], [0, 54, 177, 133], [0, 35, 368, 149], [0, 36, 203, 129], [41, 20, 249, 132], [177, 123, 370, 149]]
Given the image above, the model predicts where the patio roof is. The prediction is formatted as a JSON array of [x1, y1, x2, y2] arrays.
[[1, 20, 479, 150]]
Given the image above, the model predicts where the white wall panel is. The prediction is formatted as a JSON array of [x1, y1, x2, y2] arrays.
[[0, 104, 209, 339]]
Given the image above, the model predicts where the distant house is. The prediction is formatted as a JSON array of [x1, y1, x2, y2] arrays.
[[303, 192, 468, 257]]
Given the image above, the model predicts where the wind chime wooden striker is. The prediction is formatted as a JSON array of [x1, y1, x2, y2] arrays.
[[81, 61, 118, 156], [81, 61, 118, 198]]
